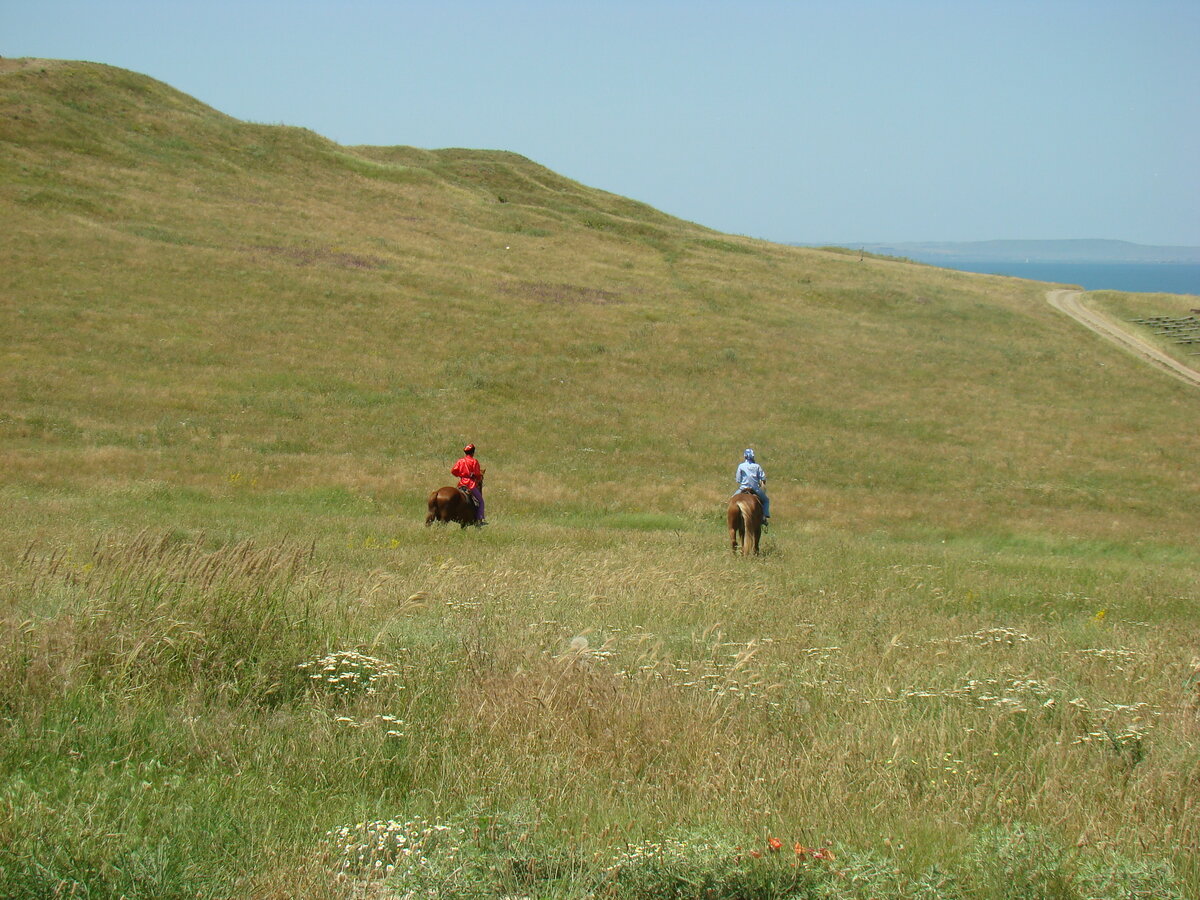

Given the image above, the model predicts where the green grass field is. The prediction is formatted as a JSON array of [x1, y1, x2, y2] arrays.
[[2, 59, 1198, 899]]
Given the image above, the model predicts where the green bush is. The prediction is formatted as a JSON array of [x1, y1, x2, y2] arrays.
[[964, 824, 1182, 900]]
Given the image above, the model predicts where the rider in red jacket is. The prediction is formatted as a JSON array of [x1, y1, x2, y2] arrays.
[[450, 443, 486, 525]]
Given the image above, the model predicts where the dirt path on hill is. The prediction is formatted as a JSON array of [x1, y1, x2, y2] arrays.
[[1046, 289, 1200, 389]]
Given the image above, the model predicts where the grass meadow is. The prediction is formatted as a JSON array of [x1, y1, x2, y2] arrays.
[[2, 59, 1199, 898]]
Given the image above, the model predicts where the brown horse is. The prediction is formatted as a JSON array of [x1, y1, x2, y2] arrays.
[[426, 480, 482, 528], [727, 490, 763, 555]]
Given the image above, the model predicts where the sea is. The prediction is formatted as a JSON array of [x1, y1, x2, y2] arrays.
[[915, 260, 1200, 296]]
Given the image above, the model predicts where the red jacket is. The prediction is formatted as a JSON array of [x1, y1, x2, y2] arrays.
[[451, 455, 482, 490]]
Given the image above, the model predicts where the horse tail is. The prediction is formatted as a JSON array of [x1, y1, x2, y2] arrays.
[[727, 495, 745, 553], [741, 494, 762, 555], [729, 493, 761, 555]]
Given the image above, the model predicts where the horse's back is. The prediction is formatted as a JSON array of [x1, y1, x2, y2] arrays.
[[426, 485, 472, 526], [729, 490, 761, 520]]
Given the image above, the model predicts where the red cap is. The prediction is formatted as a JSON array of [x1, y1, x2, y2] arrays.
[[464, 443, 475, 454]]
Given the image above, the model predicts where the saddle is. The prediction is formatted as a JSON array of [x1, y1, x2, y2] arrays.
[[456, 486, 479, 508]]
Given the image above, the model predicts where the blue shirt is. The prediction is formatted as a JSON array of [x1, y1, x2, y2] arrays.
[[735, 461, 766, 491]]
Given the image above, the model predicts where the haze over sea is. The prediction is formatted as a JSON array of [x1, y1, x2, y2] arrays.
[[835, 241, 1200, 296], [924, 261, 1200, 296]]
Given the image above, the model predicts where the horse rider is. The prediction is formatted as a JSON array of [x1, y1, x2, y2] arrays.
[[734, 448, 770, 523], [451, 443, 487, 526]]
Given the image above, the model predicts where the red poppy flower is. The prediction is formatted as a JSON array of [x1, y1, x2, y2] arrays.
[[767, 837, 783, 852]]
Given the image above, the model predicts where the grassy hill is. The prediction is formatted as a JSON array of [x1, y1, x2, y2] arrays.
[[2, 59, 1198, 899]]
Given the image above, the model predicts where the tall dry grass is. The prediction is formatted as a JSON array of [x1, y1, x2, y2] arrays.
[[8, 526, 1196, 896]]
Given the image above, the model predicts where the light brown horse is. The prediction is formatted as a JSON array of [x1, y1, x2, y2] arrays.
[[727, 490, 763, 555], [426, 478, 482, 528]]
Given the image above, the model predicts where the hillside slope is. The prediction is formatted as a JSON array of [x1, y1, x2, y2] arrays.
[[2, 58, 1197, 547], [3, 59, 1199, 899]]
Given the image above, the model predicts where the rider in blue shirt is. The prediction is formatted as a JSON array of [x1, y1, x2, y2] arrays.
[[734, 448, 770, 521]]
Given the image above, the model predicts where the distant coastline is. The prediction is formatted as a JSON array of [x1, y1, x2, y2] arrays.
[[840, 239, 1200, 264], [805, 240, 1200, 295], [924, 260, 1200, 295]]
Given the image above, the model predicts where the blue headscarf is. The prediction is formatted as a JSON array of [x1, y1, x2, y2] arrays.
[[744, 448, 755, 462]]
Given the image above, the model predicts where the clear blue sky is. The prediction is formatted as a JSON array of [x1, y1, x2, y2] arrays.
[[4, 0, 1198, 245]]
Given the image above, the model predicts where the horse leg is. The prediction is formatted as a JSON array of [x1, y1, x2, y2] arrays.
[[455, 495, 470, 528]]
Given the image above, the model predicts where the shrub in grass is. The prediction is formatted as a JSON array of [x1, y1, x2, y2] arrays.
[[592, 828, 1179, 900], [325, 816, 461, 885], [325, 811, 585, 898], [963, 823, 1183, 900], [594, 830, 836, 899], [0, 781, 216, 900], [1074, 852, 1183, 900], [297, 648, 402, 697]]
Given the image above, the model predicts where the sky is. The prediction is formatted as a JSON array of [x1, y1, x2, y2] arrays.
[[3, 0, 1198, 246]]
